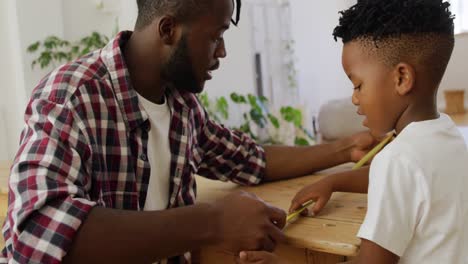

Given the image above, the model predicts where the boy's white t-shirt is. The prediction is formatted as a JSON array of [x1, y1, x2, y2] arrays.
[[137, 93, 171, 211], [357, 113, 468, 263]]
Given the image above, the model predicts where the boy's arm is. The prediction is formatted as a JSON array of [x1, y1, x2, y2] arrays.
[[330, 166, 369, 193], [341, 239, 399, 264], [289, 167, 369, 215]]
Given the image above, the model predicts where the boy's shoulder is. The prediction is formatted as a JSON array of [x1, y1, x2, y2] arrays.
[[371, 115, 467, 186]]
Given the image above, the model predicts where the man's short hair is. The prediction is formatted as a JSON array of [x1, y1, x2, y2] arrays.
[[135, 0, 241, 29]]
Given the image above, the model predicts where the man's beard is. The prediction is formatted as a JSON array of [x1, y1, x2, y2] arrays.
[[161, 35, 203, 93]]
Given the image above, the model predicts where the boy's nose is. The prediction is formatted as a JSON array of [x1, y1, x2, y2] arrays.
[[352, 91, 359, 105]]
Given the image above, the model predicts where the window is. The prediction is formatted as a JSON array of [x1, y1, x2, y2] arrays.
[[451, 0, 468, 34]]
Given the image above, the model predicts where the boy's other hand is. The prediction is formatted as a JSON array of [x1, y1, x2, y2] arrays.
[[238, 251, 288, 264], [289, 178, 333, 216]]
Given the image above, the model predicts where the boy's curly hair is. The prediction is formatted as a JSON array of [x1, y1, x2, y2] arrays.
[[333, 0, 455, 85], [333, 0, 454, 43]]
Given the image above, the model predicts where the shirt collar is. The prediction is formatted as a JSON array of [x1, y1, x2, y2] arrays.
[[100, 31, 148, 131], [101, 31, 200, 130]]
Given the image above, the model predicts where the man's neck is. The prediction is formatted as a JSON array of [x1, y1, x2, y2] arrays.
[[123, 31, 166, 104]]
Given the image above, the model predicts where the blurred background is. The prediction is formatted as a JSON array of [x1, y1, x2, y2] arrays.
[[1, 0, 467, 160]]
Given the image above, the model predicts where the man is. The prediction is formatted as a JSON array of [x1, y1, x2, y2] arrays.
[[2, 0, 374, 263]]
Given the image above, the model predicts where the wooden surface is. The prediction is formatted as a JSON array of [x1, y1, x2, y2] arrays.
[[449, 112, 468, 126], [0, 162, 11, 249], [196, 165, 366, 262], [0, 161, 11, 195], [198, 244, 345, 264], [0, 193, 6, 249]]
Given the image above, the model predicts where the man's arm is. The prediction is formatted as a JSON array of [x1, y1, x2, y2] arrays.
[[64, 191, 286, 263], [263, 131, 375, 182], [64, 204, 219, 263], [263, 142, 350, 182]]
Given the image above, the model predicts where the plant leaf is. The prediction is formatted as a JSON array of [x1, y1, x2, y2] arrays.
[[216, 96, 229, 120], [294, 137, 310, 146], [27, 42, 40, 52], [267, 114, 280, 129]]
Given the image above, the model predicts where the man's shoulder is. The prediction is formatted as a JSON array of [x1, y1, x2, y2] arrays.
[[172, 90, 208, 124], [31, 50, 110, 106]]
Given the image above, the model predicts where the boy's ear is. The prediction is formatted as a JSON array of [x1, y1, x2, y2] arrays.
[[158, 15, 180, 45], [393, 63, 415, 96]]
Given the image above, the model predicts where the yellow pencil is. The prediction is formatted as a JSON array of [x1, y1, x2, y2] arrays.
[[286, 200, 315, 222], [352, 132, 394, 170], [286, 132, 395, 223]]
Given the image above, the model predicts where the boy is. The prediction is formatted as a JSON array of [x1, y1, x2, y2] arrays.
[[240, 0, 468, 263]]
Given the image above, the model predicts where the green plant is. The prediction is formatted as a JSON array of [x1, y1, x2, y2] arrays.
[[199, 92, 314, 146], [27, 32, 110, 69], [199, 93, 229, 124]]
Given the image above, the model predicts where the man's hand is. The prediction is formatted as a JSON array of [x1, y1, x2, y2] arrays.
[[238, 251, 288, 264], [289, 177, 334, 216], [346, 131, 377, 163], [213, 191, 287, 253]]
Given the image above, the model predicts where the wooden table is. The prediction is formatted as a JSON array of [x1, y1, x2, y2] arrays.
[[0, 161, 11, 194], [0, 161, 11, 249], [196, 165, 366, 264], [449, 112, 468, 126]]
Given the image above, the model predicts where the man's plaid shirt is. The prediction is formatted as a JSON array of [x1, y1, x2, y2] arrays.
[[1, 31, 266, 263]]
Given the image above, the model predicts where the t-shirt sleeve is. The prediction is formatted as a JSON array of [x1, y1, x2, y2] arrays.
[[357, 149, 426, 256]]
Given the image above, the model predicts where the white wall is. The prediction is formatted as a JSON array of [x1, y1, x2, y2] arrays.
[[62, 0, 118, 41], [439, 33, 468, 108], [16, 0, 64, 95], [0, 0, 56, 160], [118, 0, 138, 31], [290, 1, 354, 118], [0, 0, 22, 161], [0, 0, 66, 161]]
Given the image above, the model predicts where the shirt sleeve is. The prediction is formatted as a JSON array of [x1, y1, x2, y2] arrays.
[[195, 117, 266, 185], [2, 98, 96, 263], [357, 149, 427, 256]]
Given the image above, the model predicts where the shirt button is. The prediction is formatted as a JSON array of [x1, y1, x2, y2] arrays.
[[140, 153, 147, 161]]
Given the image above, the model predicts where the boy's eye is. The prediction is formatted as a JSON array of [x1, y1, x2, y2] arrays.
[[353, 85, 361, 91]]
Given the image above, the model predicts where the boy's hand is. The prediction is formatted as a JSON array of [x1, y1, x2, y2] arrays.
[[238, 251, 288, 264], [289, 178, 333, 216]]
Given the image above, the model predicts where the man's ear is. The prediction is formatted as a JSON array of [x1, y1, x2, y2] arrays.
[[158, 15, 179, 45], [393, 62, 415, 96]]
